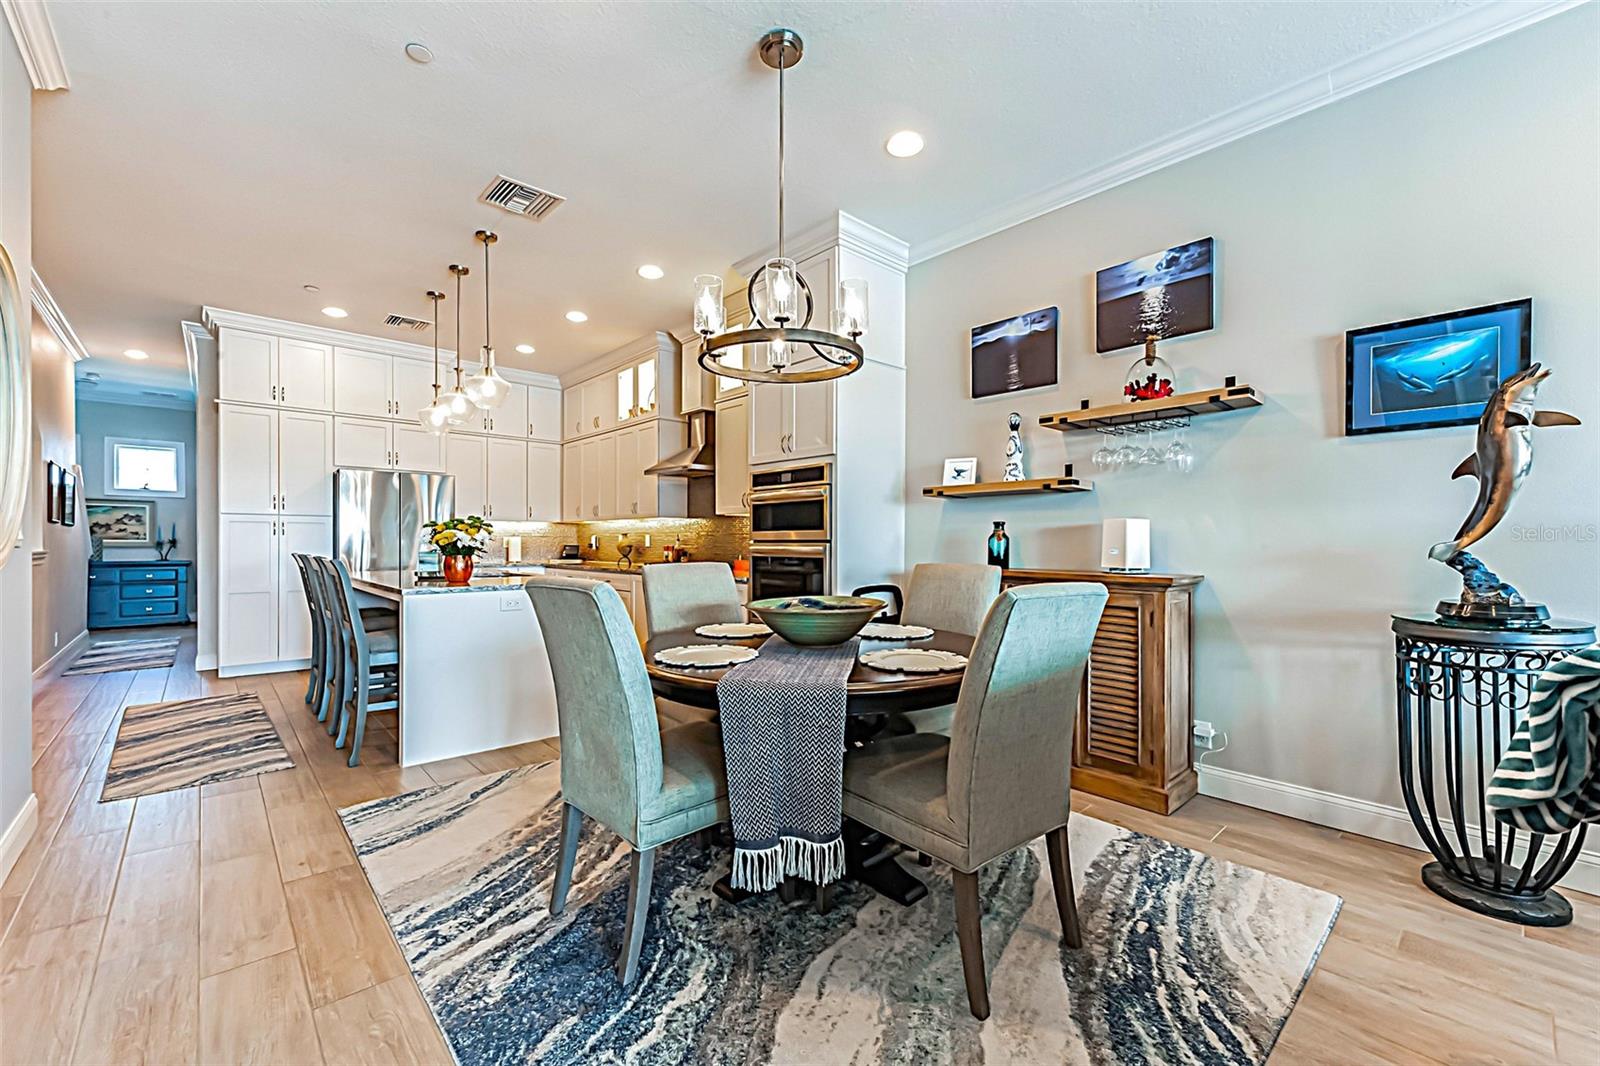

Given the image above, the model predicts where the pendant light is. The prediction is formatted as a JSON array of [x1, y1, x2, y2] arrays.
[[464, 229, 510, 409], [439, 264, 473, 426], [692, 29, 868, 385], [416, 289, 453, 434]]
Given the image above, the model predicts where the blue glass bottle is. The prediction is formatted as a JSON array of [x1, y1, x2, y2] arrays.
[[986, 521, 1010, 568]]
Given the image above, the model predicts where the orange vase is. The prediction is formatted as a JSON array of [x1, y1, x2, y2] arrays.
[[442, 554, 474, 586]]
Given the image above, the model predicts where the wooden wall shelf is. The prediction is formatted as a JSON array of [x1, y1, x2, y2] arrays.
[[1040, 383, 1262, 432], [923, 477, 1093, 499]]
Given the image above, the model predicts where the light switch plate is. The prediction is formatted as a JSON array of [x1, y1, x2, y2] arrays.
[[500, 594, 521, 612]]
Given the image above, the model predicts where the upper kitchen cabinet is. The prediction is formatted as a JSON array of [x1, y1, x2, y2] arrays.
[[217, 328, 334, 411], [333, 347, 395, 417], [528, 386, 562, 442], [714, 393, 750, 516], [562, 333, 678, 440]]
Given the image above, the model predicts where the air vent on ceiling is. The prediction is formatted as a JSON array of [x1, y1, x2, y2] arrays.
[[383, 313, 431, 332], [479, 175, 566, 220]]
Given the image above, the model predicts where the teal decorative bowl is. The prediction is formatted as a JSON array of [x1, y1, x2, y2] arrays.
[[747, 595, 886, 647]]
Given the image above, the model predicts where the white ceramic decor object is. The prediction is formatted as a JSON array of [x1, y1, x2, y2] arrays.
[[694, 622, 773, 638], [654, 644, 761, 668], [859, 622, 935, 640], [859, 648, 969, 673]]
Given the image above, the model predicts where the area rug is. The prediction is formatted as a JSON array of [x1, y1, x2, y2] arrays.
[[64, 636, 181, 675], [339, 763, 1341, 1066], [100, 691, 295, 801]]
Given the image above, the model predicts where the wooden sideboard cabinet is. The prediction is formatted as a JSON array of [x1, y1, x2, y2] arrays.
[[1001, 569, 1202, 814]]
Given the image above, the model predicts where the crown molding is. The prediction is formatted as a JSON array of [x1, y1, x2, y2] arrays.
[[30, 268, 87, 362], [908, 0, 1584, 264], [2, 0, 68, 90], [181, 319, 208, 397], [734, 211, 910, 278]]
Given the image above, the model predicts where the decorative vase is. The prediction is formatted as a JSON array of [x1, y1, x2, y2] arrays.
[[1003, 413, 1025, 481], [443, 554, 475, 586], [986, 521, 1011, 568], [1124, 337, 1176, 401]]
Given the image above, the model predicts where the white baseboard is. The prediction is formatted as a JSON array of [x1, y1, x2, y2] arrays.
[[32, 629, 88, 679], [1198, 764, 1600, 897], [196, 652, 217, 672], [0, 794, 39, 886]]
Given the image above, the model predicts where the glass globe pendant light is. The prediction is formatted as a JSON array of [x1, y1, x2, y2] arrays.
[[416, 289, 453, 434], [463, 229, 510, 409], [438, 264, 473, 426], [690, 29, 870, 385]]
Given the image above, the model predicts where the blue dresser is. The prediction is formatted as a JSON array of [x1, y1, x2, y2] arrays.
[[87, 560, 192, 629]]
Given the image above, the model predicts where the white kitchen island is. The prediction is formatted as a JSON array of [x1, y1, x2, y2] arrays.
[[349, 568, 563, 767]]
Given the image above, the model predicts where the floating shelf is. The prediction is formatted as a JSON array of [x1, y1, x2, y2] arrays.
[[1040, 383, 1262, 432], [923, 477, 1094, 499]]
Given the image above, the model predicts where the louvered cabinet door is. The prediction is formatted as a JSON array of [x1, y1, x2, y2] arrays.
[[1077, 592, 1151, 778]]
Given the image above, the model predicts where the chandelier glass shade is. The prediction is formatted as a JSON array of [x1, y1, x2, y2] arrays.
[[693, 30, 868, 385], [417, 289, 452, 434], [439, 264, 473, 427], [463, 229, 510, 409]]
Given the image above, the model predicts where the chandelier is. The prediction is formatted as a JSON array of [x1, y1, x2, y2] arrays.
[[693, 30, 868, 385], [463, 229, 510, 409]]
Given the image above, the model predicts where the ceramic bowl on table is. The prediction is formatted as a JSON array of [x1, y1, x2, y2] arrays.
[[746, 595, 886, 647]]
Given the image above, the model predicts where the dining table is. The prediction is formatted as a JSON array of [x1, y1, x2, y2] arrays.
[[644, 626, 976, 907]]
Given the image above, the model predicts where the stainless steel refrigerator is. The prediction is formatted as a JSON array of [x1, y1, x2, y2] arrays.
[[334, 468, 455, 577]]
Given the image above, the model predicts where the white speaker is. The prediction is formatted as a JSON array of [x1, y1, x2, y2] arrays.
[[1101, 518, 1151, 572]]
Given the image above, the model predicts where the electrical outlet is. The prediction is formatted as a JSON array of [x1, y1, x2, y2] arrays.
[[1193, 720, 1218, 749], [500, 594, 521, 612]]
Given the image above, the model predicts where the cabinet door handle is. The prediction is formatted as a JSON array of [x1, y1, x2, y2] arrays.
[[281, 385, 287, 403]]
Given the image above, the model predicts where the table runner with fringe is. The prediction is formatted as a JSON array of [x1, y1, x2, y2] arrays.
[[716, 636, 857, 891]]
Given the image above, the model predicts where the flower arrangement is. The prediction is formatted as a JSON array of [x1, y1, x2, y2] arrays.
[[425, 516, 494, 557]]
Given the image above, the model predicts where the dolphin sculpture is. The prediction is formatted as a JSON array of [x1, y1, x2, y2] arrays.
[[1429, 362, 1580, 564]]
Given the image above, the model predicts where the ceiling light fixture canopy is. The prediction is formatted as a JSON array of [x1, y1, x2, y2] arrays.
[[417, 289, 452, 434], [693, 29, 868, 385], [439, 265, 473, 427], [463, 229, 509, 410]]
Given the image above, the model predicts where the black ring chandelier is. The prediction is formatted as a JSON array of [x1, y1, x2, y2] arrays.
[[693, 30, 869, 385]]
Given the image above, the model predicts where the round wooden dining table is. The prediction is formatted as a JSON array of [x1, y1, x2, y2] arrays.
[[643, 626, 976, 907]]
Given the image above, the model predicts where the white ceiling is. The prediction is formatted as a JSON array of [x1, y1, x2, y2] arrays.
[[33, 1, 1554, 387]]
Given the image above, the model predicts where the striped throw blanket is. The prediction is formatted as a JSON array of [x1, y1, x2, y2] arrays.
[[1486, 643, 1600, 833], [716, 637, 856, 892]]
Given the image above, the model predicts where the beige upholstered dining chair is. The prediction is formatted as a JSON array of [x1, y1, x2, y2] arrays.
[[898, 563, 1000, 735], [841, 581, 1107, 1020], [641, 561, 744, 727]]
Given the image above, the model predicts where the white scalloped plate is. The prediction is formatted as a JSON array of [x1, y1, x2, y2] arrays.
[[859, 622, 935, 641], [859, 648, 969, 674], [694, 622, 772, 639], [654, 644, 760, 668]]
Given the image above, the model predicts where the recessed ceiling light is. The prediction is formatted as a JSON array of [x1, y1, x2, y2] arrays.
[[565, 311, 588, 323], [123, 348, 148, 360], [302, 283, 320, 293], [637, 264, 664, 280], [321, 306, 349, 319], [515, 343, 535, 355], [404, 42, 433, 64], [885, 130, 925, 158]]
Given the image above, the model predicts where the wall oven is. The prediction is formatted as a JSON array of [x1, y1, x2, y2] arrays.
[[749, 543, 831, 601], [749, 461, 831, 543]]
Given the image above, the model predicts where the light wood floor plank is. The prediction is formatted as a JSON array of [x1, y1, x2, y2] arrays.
[[99, 842, 199, 965], [311, 975, 452, 1066], [0, 917, 104, 1066], [199, 851, 296, 977], [7, 828, 127, 938], [267, 798, 356, 881], [125, 786, 200, 856], [199, 783, 273, 864], [284, 865, 408, 1009], [71, 947, 198, 1066], [198, 949, 325, 1066]]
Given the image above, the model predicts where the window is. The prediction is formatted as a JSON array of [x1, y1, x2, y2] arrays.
[[106, 437, 186, 498]]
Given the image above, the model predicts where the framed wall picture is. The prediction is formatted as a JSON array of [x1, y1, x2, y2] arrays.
[[971, 306, 1058, 399], [45, 460, 61, 523], [1344, 298, 1532, 435], [59, 467, 77, 527], [85, 499, 153, 544], [942, 457, 979, 485], [1096, 237, 1215, 353]]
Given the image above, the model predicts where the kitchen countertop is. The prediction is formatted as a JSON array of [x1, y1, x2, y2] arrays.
[[351, 560, 746, 599]]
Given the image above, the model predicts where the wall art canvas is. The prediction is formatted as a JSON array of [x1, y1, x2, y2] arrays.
[[942, 458, 978, 485], [45, 460, 61, 523], [1096, 237, 1215, 353], [970, 306, 1058, 399], [60, 467, 77, 527], [1345, 298, 1531, 435], [86, 499, 153, 544]]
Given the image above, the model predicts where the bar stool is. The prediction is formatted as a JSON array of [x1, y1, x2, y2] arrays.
[[317, 557, 401, 767], [303, 556, 396, 726], [290, 554, 326, 711]]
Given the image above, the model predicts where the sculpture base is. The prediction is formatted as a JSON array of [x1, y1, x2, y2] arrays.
[[1436, 599, 1550, 626], [1421, 861, 1572, 926]]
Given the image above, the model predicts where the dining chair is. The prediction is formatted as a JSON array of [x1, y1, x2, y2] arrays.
[[314, 556, 400, 767], [641, 561, 743, 727], [524, 573, 730, 985], [841, 581, 1107, 1020], [290, 553, 326, 711]]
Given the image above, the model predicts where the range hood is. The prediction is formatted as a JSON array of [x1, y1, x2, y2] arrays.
[[644, 409, 716, 478]]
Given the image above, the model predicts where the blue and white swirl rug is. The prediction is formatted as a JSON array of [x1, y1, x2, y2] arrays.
[[339, 762, 1339, 1065]]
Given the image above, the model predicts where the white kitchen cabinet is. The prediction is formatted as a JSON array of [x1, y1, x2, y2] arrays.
[[579, 437, 602, 520], [484, 384, 529, 439], [334, 347, 394, 417], [446, 434, 488, 518], [278, 411, 333, 515], [219, 329, 333, 411], [219, 511, 331, 674], [749, 380, 790, 466], [333, 416, 393, 470], [582, 376, 615, 435], [529, 387, 562, 442], [715, 395, 750, 516], [278, 340, 335, 412], [485, 437, 528, 520], [392, 359, 440, 419], [393, 425, 446, 472], [613, 428, 638, 515], [276, 515, 333, 660], [595, 432, 618, 520], [528, 442, 561, 521], [561, 444, 581, 522], [564, 387, 587, 440], [218, 405, 278, 514]]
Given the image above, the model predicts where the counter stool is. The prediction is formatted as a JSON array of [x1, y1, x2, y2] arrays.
[[312, 557, 400, 767], [291, 554, 328, 712]]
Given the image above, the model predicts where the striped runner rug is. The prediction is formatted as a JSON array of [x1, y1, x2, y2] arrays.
[[65, 636, 181, 675], [100, 691, 295, 802]]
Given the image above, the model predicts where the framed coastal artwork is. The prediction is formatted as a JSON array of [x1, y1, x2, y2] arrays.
[[59, 467, 77, 527], [970, 306, 1058, 399], [1095, 237, 1215, 353], [45, 460, 61, 523], [1344, 298, 1532, 435], [86, 499, 153, 544]]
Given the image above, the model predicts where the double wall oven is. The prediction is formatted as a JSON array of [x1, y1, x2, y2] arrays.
[[748, 461, 831, 600]]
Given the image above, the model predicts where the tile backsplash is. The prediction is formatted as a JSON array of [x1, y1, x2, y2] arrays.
[[486, 517, 751, 566]]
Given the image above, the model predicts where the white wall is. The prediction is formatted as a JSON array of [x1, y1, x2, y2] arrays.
[[904, 10, 1598, 851], [30, 311, 87, 668]]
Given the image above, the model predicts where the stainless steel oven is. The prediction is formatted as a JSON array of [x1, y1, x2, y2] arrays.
[[749, 461, 831, 543], [749, 543, 831, 601]]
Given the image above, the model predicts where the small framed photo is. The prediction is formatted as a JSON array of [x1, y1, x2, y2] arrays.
[[1345, 298, 1532, 435], [942, 457, 979, 486], [86, 499, 153, 544], [45, 461, 61, 523], [60, 468, 78, 527]]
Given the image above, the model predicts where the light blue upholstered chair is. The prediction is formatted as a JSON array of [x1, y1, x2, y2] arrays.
[[524, 573, 730, 985], [641, 562, 743, 727], [842, 582, 1107, 1019], [313, 557, 400, 767], [882, 563, 1001, 736]]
